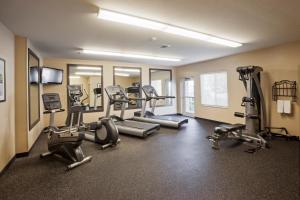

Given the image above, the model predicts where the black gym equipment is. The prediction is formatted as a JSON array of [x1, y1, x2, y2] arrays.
[[105, 85, 160, 138], [67, 85, 120, 149], [207, 66, 269, 152], [133, 85, 188, 128], [41, 93, 92, 170]]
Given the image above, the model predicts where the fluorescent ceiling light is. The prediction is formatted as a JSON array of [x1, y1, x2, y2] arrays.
[[115, 73, 130, 77], [82, 49, 180, 62], [75, 72, 102, 76], [98, 9, 242, 48], [115, 68, 140, 73], [69, 76, 81, 79], [77, 66, 102, 71]]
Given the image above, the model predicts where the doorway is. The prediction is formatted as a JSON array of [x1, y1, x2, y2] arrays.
[[182, 78, 195, 116]]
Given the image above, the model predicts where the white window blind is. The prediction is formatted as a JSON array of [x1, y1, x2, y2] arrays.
[[200, 72, 228, 107]]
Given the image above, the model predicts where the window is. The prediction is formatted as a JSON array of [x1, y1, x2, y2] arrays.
[[200, 72, 228, 107]]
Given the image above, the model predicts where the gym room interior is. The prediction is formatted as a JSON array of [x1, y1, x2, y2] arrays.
[[0, 0, 299, 200]]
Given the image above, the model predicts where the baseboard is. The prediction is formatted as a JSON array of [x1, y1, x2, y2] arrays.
[[16, 130, 44, 158], [15, 152, 29, 158], [194, 116, 230, 124], [0, 156, 16, 177]]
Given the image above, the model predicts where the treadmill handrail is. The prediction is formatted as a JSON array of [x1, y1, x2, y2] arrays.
[[112, 99, 129, 103], [128, 97, 145, 101]]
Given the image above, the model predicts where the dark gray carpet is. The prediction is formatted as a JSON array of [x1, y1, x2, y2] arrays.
[[0, 118, 299, 200]]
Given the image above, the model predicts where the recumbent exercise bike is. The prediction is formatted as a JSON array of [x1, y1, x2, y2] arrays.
[[41, 93, 92, 170]]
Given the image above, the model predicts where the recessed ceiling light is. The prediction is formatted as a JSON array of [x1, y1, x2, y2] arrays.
[[82, 49, 181, 62], [98, 9, 242, 48], [160, 44, 171, 48], [69, 76, 81, 79]]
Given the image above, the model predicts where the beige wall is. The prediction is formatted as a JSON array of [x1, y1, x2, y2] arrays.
[[43, 58, 177, 126], [0, 22, 15, 171], [115, 76, 139, 88], [15, 36, 44, 154], [176, 41, 300, 136]]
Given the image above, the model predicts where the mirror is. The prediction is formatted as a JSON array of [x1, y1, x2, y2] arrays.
[[149, 68, 172, 106], [113, 67, 142, 110], [67, 64, 103, 112], [28, 49, 40, 130]]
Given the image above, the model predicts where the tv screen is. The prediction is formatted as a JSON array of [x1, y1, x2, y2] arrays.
[[29, 66, 39, 84], [41, 67, 63, 84]]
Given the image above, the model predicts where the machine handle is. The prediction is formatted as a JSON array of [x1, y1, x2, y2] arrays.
[[128, 97, 145, 101], [234, 112, 245, 118], [43, 108, 65, 114], [113, 99, 129, 103]]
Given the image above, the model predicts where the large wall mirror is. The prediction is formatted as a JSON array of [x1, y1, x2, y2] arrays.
[[67, 64, 103, 112], [113, 67, 142, 110], [149, 68, 172, 107], [28, 49, 40, 130]]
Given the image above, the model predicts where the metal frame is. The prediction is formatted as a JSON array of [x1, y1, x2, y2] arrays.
[[149, 68, 173, 107], [28, 48, 40, 130], [272, 80, 297, 102], [0, 58, 6, 102], [113, 66, 142, 111], [67, 64, 104, 113]]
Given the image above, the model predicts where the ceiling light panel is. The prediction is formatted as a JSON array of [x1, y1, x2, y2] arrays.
[[75, 72, 102, 76], [82, 49, 181, 62], [115, 73, 130, 77], [115, 68, 140, 73], [76, 66, 102, 71], [98, 9, 242, 48]]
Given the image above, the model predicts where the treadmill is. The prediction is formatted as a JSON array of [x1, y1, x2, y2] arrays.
[[133, 85, 188, 128], [105, 85, 160, 138]]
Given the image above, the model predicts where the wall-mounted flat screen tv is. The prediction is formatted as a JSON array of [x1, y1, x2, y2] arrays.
[[41, 67, 63, 85]]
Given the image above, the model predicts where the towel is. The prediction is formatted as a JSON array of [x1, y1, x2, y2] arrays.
[[277, 100, 284, 113], [283, 100, 291, 114]]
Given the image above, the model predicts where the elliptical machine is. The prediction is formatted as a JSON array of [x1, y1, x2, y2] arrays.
[[41, 93, 92, 170], [67, 85, 120, 149], [208, 66, 269, 152]]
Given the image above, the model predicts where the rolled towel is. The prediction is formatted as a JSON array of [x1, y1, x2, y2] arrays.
[[277, 100, 284, 113], [283, 100, 291, 114]]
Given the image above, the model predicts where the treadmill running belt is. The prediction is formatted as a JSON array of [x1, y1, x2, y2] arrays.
[[116, 120, 159, 130], [149, 115, 187, 122]]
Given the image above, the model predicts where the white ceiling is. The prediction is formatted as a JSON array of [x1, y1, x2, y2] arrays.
[[0, 0, 300, 66]]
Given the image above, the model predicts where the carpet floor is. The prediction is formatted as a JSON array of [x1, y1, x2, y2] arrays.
[[0, 118, 299, 200]]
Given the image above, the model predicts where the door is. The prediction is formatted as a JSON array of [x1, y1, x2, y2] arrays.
[[182, 78, 195, 116]]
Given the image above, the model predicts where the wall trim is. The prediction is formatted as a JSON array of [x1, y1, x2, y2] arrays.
[[194, 116, 230, 124], [0, 156, 15, 177]]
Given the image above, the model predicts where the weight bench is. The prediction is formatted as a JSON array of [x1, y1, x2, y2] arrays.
[[208, 123, 268, 152], [208, 124, 245, 149]]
